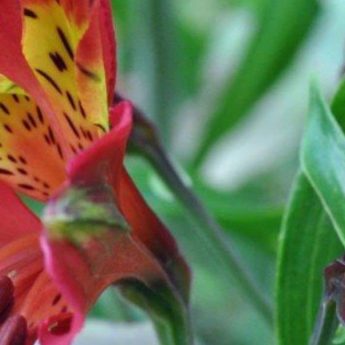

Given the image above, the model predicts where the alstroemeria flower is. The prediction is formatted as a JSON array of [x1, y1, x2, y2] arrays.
[[0, 0, 190, 344], [0, 174, 181, 345]]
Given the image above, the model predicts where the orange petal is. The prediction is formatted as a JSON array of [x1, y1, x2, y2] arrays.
[[20, 271, 72, 340], [0, 234, 43, 295], [0, 90, 66, 200]]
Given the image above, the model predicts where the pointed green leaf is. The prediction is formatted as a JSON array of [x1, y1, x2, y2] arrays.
[[302, 84, 345, 245], [276, 173, 342, 345]]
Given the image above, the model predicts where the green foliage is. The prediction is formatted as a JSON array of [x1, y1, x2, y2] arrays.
[[302, 85, 345, 245], [276, 83, 345, 345], [276, 173, 342, 345], [61, 0, 345, 344], [193, 0, 319, 167]]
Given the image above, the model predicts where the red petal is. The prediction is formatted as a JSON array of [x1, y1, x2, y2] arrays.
[[59, 0, 96, 26], [42, 232, 168, 311], [0, 1, 40, 96], [40, 229, 171, 345], [0, 182, 40, 244], [116, 169, 191, 300], [67, 101, 132, 185], [99, 0, 116, 103], [116, 170, 178, 263]]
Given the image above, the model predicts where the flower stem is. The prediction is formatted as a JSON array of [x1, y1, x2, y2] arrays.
[[119, 280, 193, 345], [309, 298, 338, 345], [122, 95, 273, 325], [146, 0, 178, 142], [154, 308, 193, 345]]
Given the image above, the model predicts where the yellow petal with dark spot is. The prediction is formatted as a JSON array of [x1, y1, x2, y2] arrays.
[[21, 0, 108, 159]]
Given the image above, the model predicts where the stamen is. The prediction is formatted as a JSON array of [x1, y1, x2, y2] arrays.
[[0, 315, 27, 345]]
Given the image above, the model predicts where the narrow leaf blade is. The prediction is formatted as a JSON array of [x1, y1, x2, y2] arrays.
[[302, 85, 345, 245], [276, 173, 342, 345]]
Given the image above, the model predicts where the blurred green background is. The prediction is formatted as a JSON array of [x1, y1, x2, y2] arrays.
[[75, 0, 345, 344]]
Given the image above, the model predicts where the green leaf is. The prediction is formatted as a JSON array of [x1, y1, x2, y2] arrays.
[[229, 0, 270, 15], [301, 84, 345, 246], [278, 79, 345, 345], [276, 173, 342, 345], [329, 79, 345, 128], [193, 0, 319, 167]]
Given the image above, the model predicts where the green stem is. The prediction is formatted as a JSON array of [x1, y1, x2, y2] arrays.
[[154, 315, 192, 345], [127, 0, 177, 142], [153, 298, 193, 345], [154, 321, 174, 345], [127, 1, 156, 117], [310, 299, 338, 345], [119, 280, 193, 345], [171, 307, 193, 345], [153, 285, 193, 345], [146, 142, 272, 324], [124, 97, 273, 325], [147, 0, 177, 142]]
